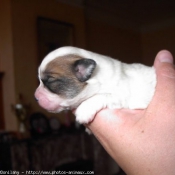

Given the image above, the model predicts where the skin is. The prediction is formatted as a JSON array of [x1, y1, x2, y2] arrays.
[[87, 50, 175, 175]]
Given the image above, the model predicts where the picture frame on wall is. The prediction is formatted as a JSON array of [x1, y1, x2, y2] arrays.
[[37, 17, 74, 64]]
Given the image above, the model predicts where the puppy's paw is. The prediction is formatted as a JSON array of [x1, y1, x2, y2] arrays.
[[74, 94, 107, 124], [75, 107, 95, 124]]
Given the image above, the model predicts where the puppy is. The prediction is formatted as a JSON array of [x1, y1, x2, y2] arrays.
[[35, 46, 156, 124]]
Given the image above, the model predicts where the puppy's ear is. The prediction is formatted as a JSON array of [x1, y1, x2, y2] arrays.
[[73, 59, 96, 82]]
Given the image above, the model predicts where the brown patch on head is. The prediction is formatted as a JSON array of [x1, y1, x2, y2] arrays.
[[45, 54, 83, 77], [40, 54, 86, 99]]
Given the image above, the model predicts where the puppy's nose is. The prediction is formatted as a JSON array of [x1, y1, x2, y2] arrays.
[[35, 96, 39, 102]]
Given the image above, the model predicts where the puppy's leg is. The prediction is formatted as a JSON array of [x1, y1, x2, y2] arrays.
[[75, 94, 108, 124]]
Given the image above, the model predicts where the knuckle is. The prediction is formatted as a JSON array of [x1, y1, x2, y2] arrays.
[[160, 66, 175, 79]]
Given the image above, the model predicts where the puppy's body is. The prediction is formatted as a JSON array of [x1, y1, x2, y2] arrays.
[[35, 47, 156, 123]]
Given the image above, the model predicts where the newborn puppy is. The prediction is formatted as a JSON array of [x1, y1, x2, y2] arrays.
[[35, 46, 156, 124]]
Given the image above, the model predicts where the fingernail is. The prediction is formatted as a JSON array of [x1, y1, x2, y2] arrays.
[[160, 57, 173, 63], [158, 50, 173, 63]]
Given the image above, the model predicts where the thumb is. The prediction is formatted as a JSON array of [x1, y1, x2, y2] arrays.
[[154, 50, 174, 69], [151, 50, 175, 109]]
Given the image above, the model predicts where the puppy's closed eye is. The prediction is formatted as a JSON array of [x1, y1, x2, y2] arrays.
[[46, 76, 56, 83], [41, 76, 84, 98], [42, 77, 64, 94]]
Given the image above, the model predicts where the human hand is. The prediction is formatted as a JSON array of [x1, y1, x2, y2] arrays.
[[88, 50, 175, 175]]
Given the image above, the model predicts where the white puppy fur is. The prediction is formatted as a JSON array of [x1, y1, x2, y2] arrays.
[[35, 46, 156, 124]]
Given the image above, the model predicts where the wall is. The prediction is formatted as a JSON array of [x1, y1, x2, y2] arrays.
[[0, 0, 16, 130], [141, 24, 175, 66], [86, 19, 142, 63]]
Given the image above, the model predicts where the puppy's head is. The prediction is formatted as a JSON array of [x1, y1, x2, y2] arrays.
[[35, 48, 97, 113]]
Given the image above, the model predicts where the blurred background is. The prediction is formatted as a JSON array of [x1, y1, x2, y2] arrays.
[[0, 0, 175, 174]]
